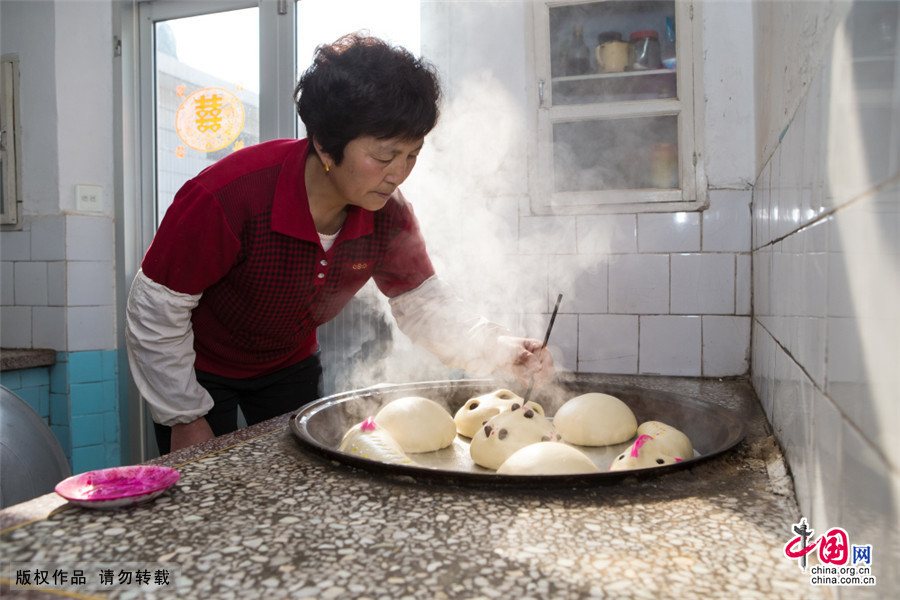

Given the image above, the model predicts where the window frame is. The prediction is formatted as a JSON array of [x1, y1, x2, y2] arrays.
[[1, 54, 22, 228], [137, 0, 296, 231], [122, 0, 297, 462], [528, 0, 707, 215]]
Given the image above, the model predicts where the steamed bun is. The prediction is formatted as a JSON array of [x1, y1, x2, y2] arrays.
[[374, 396, 456, 453], [469, 405, 560, 470], [636, 420, 693, 460], [553, 392, 637, 446], [454, 389, 544, 438], [339, 418, 418, 466], [608, 434, 682, 471], [497, 442, 600, 475]]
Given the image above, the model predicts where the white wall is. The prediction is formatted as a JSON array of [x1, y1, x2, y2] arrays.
[[55, 0, 115, 216], [2, 0, 756, 374], [752, 0, 899, 594], [702, 0, 755, 189], [376, 0, 756, 388], [0, 0, 116, 352], [1, 0, 60, 215]]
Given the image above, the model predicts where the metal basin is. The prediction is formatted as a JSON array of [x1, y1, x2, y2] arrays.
[[289, 377, 745, 488]]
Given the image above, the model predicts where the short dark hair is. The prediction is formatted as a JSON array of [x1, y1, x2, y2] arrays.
[[295, 33, 442, 164]]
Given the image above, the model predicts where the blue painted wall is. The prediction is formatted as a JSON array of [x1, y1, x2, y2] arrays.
[[1, 350, 121, 475]]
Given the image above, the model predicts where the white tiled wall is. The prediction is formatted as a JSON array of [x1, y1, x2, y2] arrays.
[[409, 191, 752, 380], [578, 314, 638, 373], [463, 192, 753, 378], [671, 253, 735, 314], [702, 315, 750, 377], [566, 194, 752, 377], [374, 0, 755, 381], [640, 315, 702, 376], [608, 253, 669, 314], [638, 211, 700, 252], [0, 214, 116, 351], [752, 1, 899, 593]]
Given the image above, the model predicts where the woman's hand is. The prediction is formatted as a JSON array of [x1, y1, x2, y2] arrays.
[[496, 335, 556, 387], [170, 417, 215, 452]]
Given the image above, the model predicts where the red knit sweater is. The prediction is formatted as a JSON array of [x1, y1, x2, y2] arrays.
[[141, 139, 435, 378]]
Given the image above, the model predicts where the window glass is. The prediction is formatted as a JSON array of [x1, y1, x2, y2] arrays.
[[552, 115, 679, 192], [550, 0, 677, 106], [1, 58, 19, 226], [154, 8, 260, 222]]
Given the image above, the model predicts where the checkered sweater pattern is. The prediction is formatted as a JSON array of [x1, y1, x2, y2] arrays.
[[141, 139, 435, 378]]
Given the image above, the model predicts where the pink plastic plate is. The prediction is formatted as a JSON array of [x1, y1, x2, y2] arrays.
[[55, 465, 180, 509]]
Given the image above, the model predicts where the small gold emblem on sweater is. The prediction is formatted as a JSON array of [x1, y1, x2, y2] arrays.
[[352, 263, 368, 270]]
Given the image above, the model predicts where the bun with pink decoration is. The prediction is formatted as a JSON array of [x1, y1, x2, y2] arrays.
[[608, 434, 683, 471], [636, 420, 693, 460], [338, 417, 419, 466]]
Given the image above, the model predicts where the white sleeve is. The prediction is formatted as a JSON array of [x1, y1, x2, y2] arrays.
[[124, 270, 215, 426], [388, 276, 511, 376]]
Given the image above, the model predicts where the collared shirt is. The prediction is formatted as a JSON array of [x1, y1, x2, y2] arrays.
[[141, 138, 435, 379]]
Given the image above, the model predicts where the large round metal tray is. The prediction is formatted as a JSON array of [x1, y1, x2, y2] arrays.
[[289, 378, 745, 488]]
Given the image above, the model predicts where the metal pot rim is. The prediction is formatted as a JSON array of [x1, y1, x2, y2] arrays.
[[289, 378, 746, 489]]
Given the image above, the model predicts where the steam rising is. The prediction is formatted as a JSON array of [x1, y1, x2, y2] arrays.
[[320, 70, 566, 395]]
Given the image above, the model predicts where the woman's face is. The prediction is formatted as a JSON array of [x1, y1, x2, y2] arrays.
[[326, 135, 424, 211]]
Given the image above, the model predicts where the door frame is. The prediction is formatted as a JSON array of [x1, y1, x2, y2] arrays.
[[117, 0, 297, 462]]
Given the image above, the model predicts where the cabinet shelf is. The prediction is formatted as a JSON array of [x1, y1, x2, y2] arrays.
[[552, 67, 678, 105], [552, 68, 676, 84]]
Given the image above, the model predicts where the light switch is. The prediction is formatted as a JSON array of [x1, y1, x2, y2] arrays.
[[76, 184, 103, 212]]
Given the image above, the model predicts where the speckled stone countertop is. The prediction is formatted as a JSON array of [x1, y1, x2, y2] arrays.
[[0, 375, 830, 599], [0, 348, 56, 372]]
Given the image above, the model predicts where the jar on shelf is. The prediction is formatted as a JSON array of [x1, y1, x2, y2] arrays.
[[629, 30, 662, 71], [595, 31, 629, 73], [649, 142, 678, 188], [564, 24, 591, 76], [662, 16, 677, 69]]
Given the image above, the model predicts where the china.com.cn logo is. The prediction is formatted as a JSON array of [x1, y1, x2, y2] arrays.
[[783, 518, 876, 586]]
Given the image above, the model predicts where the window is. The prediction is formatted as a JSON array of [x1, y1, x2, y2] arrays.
[[148, 5, 261, 223], [530, 0, 706, 214], [1, 55, 20, 227], [142, 0, 420, 224]]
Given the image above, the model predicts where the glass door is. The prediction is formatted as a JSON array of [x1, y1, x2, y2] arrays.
[[135, 0, 270, 460], [146, 3, 261, 223], [145, 0, 421, 222], [131, 0, 424, 457]]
